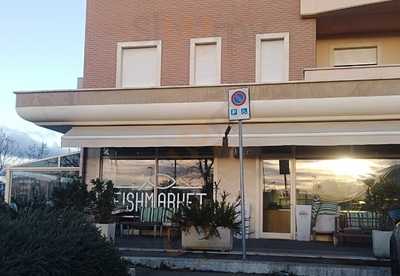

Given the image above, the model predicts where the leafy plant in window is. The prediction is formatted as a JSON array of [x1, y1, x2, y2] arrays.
[[364, 164, 400, 229]]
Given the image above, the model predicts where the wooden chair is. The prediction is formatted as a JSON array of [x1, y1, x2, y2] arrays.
[[335, 211, 382, 246], [118, 207, 168, 238]]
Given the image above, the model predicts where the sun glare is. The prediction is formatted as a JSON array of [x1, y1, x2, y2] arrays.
[[313, 158, 373, 179]]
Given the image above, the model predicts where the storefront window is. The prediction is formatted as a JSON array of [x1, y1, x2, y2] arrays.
[[102, 159, 155, 190], [158, 160, 207, 189], [102, 151, 213, 212], [296, 158, 400, 211]]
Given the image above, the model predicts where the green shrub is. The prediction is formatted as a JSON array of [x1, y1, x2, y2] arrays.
[[173, 192, 239, 239], [90, 178, 115, 224], [0, 207, 128, 276], [0, 201, 17, 219], [52, 176, 93, 212]]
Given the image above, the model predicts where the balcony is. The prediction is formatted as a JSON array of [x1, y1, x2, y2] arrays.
[[300, 0, 392, 17], [304, 64, 400, 82]]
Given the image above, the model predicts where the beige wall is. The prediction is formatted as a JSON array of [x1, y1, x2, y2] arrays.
[[215, 151, 260, 238], [85, 148, 101, 186], [316, 35, 400, 67]]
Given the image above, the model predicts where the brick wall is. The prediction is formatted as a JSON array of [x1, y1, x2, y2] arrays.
[[83, 0, 316, 88]]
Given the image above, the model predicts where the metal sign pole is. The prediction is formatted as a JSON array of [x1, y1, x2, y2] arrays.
[[228, 87, 249, 260], [238, 119, 246, 260]]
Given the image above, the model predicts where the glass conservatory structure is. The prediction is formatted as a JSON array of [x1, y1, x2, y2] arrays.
[[5, 152, 80, 206]]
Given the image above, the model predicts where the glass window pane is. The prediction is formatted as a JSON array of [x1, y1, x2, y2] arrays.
[[18, 157, 58, 167], [296, 159, 400, 211], [262, 160, 291, 233], [102, 156, 214, 212], [102, 158, 155, 211], [0, 182, 5, 202], [60, 153, 80, 167], [11, 171, 79, 207], [158, 159, 211, 189], [102, 159, 155, 189]]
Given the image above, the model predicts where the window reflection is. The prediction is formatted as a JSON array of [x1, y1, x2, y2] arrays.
[[60, 153, 80, 167], [263, 160, 291, 233], [19, 157, 58, 168], [102, 156, 213, 211], [103, 159, 155, 189], [11, 171, 79, 206], [296, 158, 400, 209]]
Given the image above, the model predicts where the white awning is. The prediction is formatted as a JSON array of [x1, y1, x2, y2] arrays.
[[228, 121, 400, 147], [61, 125, 227, 148], [62, 121, 400, 148]]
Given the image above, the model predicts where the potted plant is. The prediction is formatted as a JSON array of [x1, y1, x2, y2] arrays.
[[90, 178, 116, 241], [174, 192, 239, 251], [364, 164, 400, 257]]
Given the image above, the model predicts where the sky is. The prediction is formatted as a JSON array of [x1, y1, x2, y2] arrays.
[[0, 0, 86, 145]]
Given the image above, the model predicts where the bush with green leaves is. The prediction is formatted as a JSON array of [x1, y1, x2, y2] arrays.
[[90, 178, 115, 224], [0, 207, 128, 276], [365, 164, 400, 213], [173, 192, 239, 239], [52, 176, 93, 212]]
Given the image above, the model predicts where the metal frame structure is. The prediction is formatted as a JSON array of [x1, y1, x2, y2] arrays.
[[5, 152, 80, 203]]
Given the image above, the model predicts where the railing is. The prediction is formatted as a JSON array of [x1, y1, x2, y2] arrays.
[[304, 64, 400, 81]]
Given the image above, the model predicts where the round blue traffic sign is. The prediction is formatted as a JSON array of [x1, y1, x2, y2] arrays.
[[231, 90, 247, 106]]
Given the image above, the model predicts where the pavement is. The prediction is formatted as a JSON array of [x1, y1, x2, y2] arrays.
[[134, 267, 287, 276]]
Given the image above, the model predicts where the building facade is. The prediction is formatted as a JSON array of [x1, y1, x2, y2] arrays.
[[13, 0, 400, 240]]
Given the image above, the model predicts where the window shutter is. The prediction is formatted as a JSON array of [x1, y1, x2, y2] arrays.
[[334, 47, 377, 67]]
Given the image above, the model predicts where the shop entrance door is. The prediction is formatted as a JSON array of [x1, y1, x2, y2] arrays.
[[260, 159, 295, 239]]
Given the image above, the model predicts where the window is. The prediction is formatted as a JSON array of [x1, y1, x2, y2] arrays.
[[262, 160, 291, 234], [256, 33, 289, 82], [11, 171, 79, 207], [101, 149, 214, 212], [190, 37, 221, 85], [296, 157, 400, 220], [333, 46, 378, 67], [116, 41, 162, 88]]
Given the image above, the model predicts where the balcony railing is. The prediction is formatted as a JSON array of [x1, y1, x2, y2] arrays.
[[304, 64, 400, 82]]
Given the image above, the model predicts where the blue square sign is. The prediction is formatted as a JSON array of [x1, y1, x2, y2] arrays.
[[231, 109, 238, 116], [241, 108, 248, 115]]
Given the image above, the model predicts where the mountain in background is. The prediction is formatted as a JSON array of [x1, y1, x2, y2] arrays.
[[0, 126, 67, 175]]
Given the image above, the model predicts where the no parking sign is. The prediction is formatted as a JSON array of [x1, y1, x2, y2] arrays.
[[228, 88, 250, 121]]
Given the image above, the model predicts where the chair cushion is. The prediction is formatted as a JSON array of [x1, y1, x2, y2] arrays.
[[318, 202, 338, 216], [140, 207, 152, 223], [315, 214, 336, 233], [140, 207, 168, 223]]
